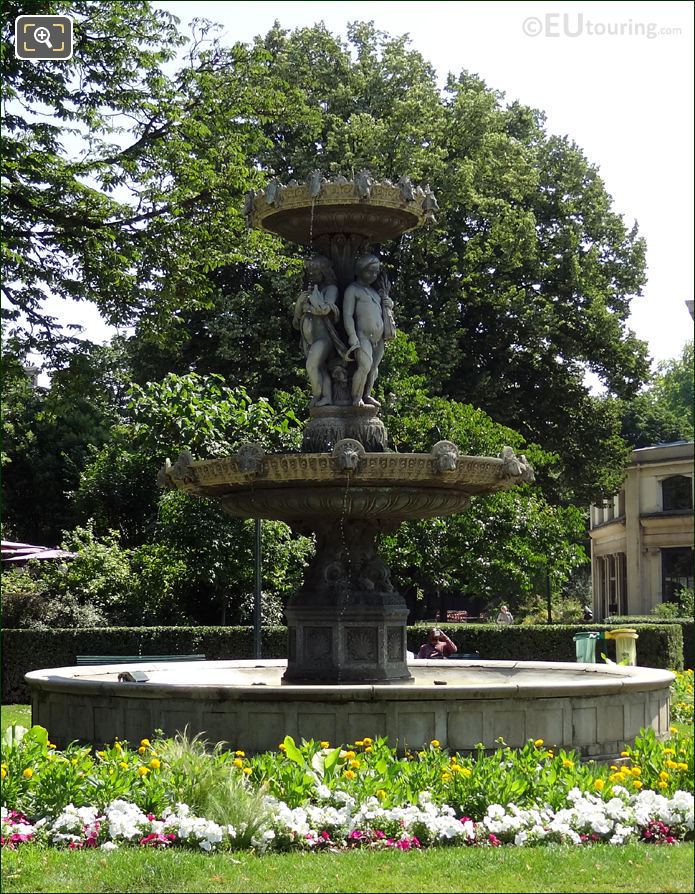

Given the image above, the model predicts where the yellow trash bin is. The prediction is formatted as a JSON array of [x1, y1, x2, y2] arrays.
[[605, 628, 639, 665]]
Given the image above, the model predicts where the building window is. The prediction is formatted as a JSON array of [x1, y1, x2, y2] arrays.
[[662, 476, 693, 511], [661, 547, 694, 602]]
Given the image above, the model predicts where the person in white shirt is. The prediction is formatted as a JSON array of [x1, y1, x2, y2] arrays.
[[496, 605, 514, 625]]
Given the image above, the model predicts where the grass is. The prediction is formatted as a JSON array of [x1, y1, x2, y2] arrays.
[[1, 842, 693, 893], [2, 705, 31, 733]]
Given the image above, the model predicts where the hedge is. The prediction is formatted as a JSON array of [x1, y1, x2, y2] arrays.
[[409, 623, 683, 673], [607, 616, 693, 670], [2, 622, 683, 704]]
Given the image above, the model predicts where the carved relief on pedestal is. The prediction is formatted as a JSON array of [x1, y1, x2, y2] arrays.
[[305, 627, 333, 662], [387, 627, 404, 661], [346, 627, 378, 662]]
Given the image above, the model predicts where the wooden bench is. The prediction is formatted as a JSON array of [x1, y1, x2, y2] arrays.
[[76, 655, 206, 665]]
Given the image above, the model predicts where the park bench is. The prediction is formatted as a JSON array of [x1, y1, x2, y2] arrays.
[[75, 655, 206, 665]]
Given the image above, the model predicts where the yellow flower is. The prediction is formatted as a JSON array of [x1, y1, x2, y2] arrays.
[[140, 739, 150, 747], [97, 751, 106, 759], [349, 759, 361, 769], [235, 750, 245, 757], [1, 768, 6, 780], [278, 743, 287, 752], [658, 781, 668, 789], [243, 767, 252, 776], [659, 771, 670, 781], [418, 751, 427, 758], [534, 739, 544, 747], [114, 742, 122, 752], [138, 766, 150, 777], [345, 751, 356, 759], [320, 741, 330, 749], [233, 758, 244, 769], [562, 759, 574, 769], [376, 789, 387, 799], [609, 773, 622, 783], [364, 746, 373, 753], [461, 767, 472, 778], [149, 758, 161, 770], [363, 737, 373, 746], [343, 769, 356, 780], [119, 761, 128, 769], [593, 779, 605, 792], [430, 740, 440, 748], [630, 767, 641, 777], [138, 746, 146, 755], [632, 780, 643, 789], [677, 763, 688, 771], [665, 759, 678, 769], [664, 748, 675, 755], [620, 751, 630, 758], [544, 751, 554, 759], [71, 758, 78, 765], [48, 742, 56, 749], [669, 727, 678, 734], [441, 773, 452, 782], [610, 765, 618, 771], [23, 767, 34, 779], [354, 740, 364, 747]]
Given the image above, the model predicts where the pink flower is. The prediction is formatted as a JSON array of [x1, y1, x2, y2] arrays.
[[140, 832, 173, 848], [488, 833, 502, 847]]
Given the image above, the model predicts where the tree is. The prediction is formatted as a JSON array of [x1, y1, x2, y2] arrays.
[[2, 1, 302, 353], [1, 340, 126, 542], [618, 340, 693, 448], [114, 20, 649, 503]]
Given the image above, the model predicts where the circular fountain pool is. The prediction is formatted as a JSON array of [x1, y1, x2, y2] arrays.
[[26, 659, 673, 760]]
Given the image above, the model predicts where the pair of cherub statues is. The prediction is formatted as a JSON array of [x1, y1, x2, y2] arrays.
[[292, 253, 396, 408]]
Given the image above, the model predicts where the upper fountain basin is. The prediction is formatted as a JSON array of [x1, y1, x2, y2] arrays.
[[159, 440, 534, 523], [245, 173, 438, 245]]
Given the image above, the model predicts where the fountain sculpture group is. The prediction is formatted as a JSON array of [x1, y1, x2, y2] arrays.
[[26, 171, 673, 756], [161, 172, 533, 684]]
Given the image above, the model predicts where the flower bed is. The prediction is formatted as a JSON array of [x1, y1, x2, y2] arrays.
[[2, 724, 693, 853]]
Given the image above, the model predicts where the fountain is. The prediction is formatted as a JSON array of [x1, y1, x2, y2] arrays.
[[26, 172, 673, 758]]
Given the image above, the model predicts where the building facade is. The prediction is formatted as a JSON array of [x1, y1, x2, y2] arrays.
[[589, 442, 694, 619]]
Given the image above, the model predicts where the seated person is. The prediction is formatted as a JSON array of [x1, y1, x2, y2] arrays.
[[417, 628, 457, 659]]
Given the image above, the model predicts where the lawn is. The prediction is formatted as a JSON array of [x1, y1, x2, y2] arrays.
[[2, 840, 693, 893]]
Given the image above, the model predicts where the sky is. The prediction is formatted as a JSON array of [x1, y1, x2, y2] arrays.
[[47, 0, 694, 370]]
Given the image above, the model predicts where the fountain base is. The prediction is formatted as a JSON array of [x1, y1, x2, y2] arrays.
[[284, 594, 411, 684], [302, 404, 387, 453]]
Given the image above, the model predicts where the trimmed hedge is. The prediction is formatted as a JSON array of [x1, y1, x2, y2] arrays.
[[607, 616, 693, 670], [2, 622, 683, 704], [2, 626, 288, 704], [408, 624, 683, 673]]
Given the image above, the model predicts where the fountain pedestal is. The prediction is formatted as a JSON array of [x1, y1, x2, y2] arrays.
[[284, 596, 410, 684], [283, 516, 410, 683]]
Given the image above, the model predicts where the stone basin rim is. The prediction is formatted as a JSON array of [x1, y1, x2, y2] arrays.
[[26, 659, 675, 701]]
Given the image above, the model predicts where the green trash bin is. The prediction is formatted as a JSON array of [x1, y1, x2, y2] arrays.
[[573, 631, 600, 663]]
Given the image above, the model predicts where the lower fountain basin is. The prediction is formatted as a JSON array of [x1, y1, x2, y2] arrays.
[[27, 660, 673, 760]]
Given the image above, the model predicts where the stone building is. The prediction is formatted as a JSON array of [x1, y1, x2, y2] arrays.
[[589, 441, 693, 619]]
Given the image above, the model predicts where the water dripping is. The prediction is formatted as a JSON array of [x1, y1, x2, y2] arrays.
[[337, 471, 353, 683]]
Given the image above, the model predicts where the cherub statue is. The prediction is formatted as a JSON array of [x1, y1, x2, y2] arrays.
[[292, 255, 340, 406], [342, 254, 396, 407]]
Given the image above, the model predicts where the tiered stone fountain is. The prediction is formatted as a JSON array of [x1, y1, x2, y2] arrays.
[[26, 172, 673, 757]]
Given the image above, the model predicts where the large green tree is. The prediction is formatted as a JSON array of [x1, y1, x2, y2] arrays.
[[1, 1, 301, 353], [120, 20, 649, 504]]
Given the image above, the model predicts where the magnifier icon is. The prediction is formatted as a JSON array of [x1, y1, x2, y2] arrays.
[[33, 25, 53, 49]]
